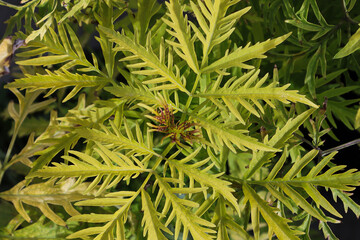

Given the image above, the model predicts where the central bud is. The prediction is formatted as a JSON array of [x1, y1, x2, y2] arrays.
[[147, 104, 201, 147]]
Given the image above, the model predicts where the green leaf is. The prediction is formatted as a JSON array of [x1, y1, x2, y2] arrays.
[[141, 189, 172, 240], [283, 150, 318, 180], [163, 0, 199, 73], [1, 215, 73, 239], [305, 47, 320, 98], [29, 133, 80, 174], [332, 189, 360, 218], [58, 0, 91, 24], [6, 69, 109, 102], [294, 167, 360, 191], [224, 217, 253, 240], [250, 201, 260, 240], [355, 107, 360, 129], [189, 0, 250, 65], [25, 1, 57, 43], [133, 0, 161, 45], [285, 18, 329, 33], [17, 24, 104, 77], [201, 32, 291, 73], [334, 27, 360, 58], [252, 151, 360, 222], [60, 100, 123, 128], [0, 179, 94, 226], [167, 150, 240, 214], [28, 148, 148, 196], [245, 108, 317, 179], [68, 191, 138, 240], [105, 83, 160, 106], [99, 25, 190, 94], [190, 111, 278, 153], [266, 147, 288, 181], [154, 174, 216, 240], [326, 99, 358, 130], [317, 86, 360, 101], [318, 221, 339, 240], [0, 0, 21, 10], [243, 183, 301, 240], [75, 121, 158, 158], [16, 54, 72, 66], [302, 184, 341, 218], [279, 183, 327, 222], [196, 69, 318, 122]]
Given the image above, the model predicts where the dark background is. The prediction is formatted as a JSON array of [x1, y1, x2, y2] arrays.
[[1, 3, 360, 239]]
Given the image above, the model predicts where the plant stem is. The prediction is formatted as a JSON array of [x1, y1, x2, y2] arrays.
[[0, 123, 20, 185], [293, 132, 360, 158], [4, 127, 19, 165], [152, 142, 175, 170], [293, 133, 316, 149], [0, 1, 20, 10], [342, 0, 359, 24], [180, 74, 201, 122], [321, 138, 360, 156], [221, 175, 244, 189]]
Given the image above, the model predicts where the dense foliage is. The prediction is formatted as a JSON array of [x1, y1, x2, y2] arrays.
[[0, 0, 360, 239]]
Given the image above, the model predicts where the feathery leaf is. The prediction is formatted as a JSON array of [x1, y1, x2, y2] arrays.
[[201, 33, 292, 73], [99, 25, 190, 94]]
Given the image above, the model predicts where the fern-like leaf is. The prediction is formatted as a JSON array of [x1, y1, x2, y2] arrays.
[[252, 150, 360, 226], [189, 109, 278, 152], [99, 26, 190, 94], [189, 0, 250, 65], [17, 23, 104, 76], [61, 100, 123, 128], [0, 179, 95, 226], [27, 146, 149, 196], [163, 0, 199, 73], [58, 0, 91, 24], [201, 32, 292, 73], [6, 69, 109, 102], [30, 133, 80, 174], [166, 148, 239, 213], [105, 83, 160, 106], [24, 0, 57, 43], [319, 220, 339, 240], [141, 189, 173, 240], [75, 120, 158, 159], [211, 196, 252, 240], [154, 173, 216, 240], [67, 191, 139, 240], [331, 189, 360, 218], [245, 108, 316, 179], [195, 69, 318, 123], [243, 183, 302, 240]]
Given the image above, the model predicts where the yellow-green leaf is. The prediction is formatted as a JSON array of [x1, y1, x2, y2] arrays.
[[243, 183, 301, 240], [141, 189, 172, 240], [334, 27, 360, 58], [355, 107, 360, 129], [201, 33, 291, 73], [16, 55, 71, 66]]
